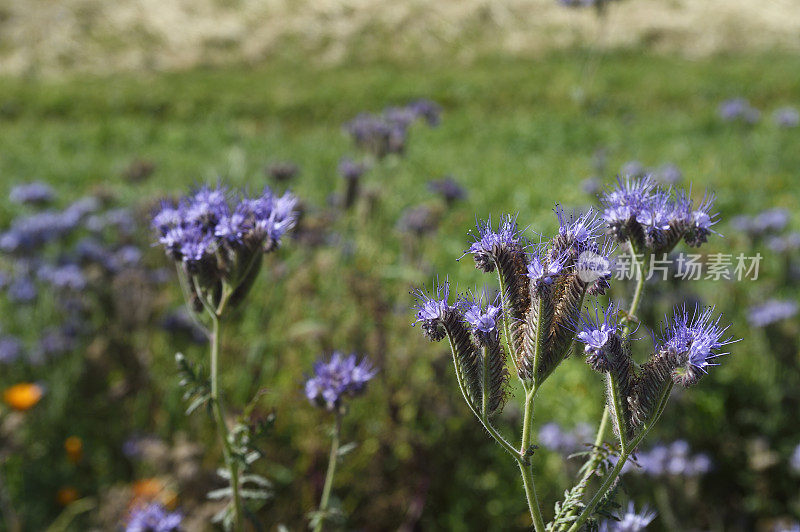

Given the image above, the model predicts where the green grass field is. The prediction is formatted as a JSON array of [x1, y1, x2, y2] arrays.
[[1, 50, 799, 530]]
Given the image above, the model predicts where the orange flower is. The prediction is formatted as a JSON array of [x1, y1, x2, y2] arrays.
[[65, 436, 83, 463], [132, 478, 163, 500], [56, 487, 79, 506], [3, 383, 44, 411]]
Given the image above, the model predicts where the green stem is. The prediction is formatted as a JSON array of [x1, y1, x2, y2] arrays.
[[519, 461, 546, 532], [518, 388, 546, 532], [481, 346, 490, 418], [568, 382, 674, 532], [573, 245, 646, 502], [314, 412, 342, 532], [210, 315, 244, 532]]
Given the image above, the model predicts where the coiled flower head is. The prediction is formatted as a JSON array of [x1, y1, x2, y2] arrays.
[[660, 305, 737, 387], [305, 352, 377, 411], [465, 215, 524, 273], [412, 280, 455, 341]]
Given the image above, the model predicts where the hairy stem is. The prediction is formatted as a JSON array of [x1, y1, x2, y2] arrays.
[[496, 268, 523, 386], [568, 381, 674, 532], [519, 388, 546, 532], [210, 315, 244, 532], [314, 411, 342, 532], [573, 245, 646, 504]]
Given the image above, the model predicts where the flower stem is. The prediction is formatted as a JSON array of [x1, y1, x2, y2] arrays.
[[519, 389, 546, 532], [567, 382, 674, 532], [209, 314, 244, 532], [314, 411, 342, 532]]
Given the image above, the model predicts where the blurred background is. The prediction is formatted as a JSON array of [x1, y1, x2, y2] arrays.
[[0, 0, 799, 530]]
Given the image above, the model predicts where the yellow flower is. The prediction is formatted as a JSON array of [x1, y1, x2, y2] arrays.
[[3, 383, 44, 411], [65, 436, 83, 463]]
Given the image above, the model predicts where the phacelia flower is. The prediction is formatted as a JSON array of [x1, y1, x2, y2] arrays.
[[412, 281, 455, 341], [9, 181, 55, 206], [305, 352, 377, 410], [465, 215, 523, 273], [0, 336, 23, 364], [526, 249, 566, 290], [719, 98, 760, 124], [125, 502, 182, 532], [428, 176, 466, 205], [660, 305, 737, 387], [747, 299, 798, 328], [773, 106, 799, 128], [462, 294, 502, 334]]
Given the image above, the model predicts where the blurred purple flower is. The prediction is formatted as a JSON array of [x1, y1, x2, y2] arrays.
[[428, 176, 466, 205], [719, 98, 760, 124], [773, 107, 799, 128], [9, 182, 55, 206], [0, 336, 23, 364], [126, 502, 182, 532], [599, 502, 656, 532], [748, 299, 798, 328], [305, 352, 377, 410]]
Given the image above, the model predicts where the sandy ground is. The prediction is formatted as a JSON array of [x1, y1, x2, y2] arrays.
[[3, 0, 800, 76]]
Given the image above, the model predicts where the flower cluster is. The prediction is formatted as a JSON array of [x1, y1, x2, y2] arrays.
[[125, 502, 182, 532], [1, 183, 162, 367], [576, 304, 734, 433], [732, 208, 789, 239], [416, 208, 613, 387], [343, 99, 441, 158], [9, 181, 55, 206], [305, 352, 377, 410], [632, 440, 713, 478], [719, 98, 760, 124], [748, 299, 798, 328], [600, 175, 718, 252], [152, 184, 297, 312]]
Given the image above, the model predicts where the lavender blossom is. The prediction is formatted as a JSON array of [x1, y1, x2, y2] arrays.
[[338, 157, 368, 181], [748, 299, 799, 328], [465, 216, 523, 272], [125, 502, 182, 532], [7, 277, 37, 302], [428, 176, 466, 205], [773, 106, 799, 128], [37, 264, 87, 290], [0, 336, 23, 364], [9, 182, 55, 205], [660, 306, 736, 387], [412, 281, 454, 341], [462, 294, 502, 334], [654, 163, 682, 185], [791, 443, 800, 473], [305, 352, 377, 410], [719, 98, 760, 124]]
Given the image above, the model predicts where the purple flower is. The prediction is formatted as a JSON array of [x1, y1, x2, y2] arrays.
[[526, 249, 566, 288], [465, 215, 523, 272], [790, 443, 800, 473], [338, 157, 368, 181], [412, 281, 454, 341], [428, 176, 466, 205], [773, 106, 799, 128], [125, 502, 182, 532], [620, 160, 647, 178], [406, 99, 442, 126], [305, 352, 377, 410], [398, 205, 439, 236], [9, 182, 55, 206], [37, 264, 86, 290], [576, 304, 619, 353], [7, 277, 37, 302], [600, 502, 656, 532], [538, 422, 594, 454], [0, 336, 23, 364], [462, 294, 502, 334], [655, 163, 682, 185], [660, 305, 737, 387], [555, 206, 603, 247], [747, 299, 798, 328], [719, 98, 760, 123]]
